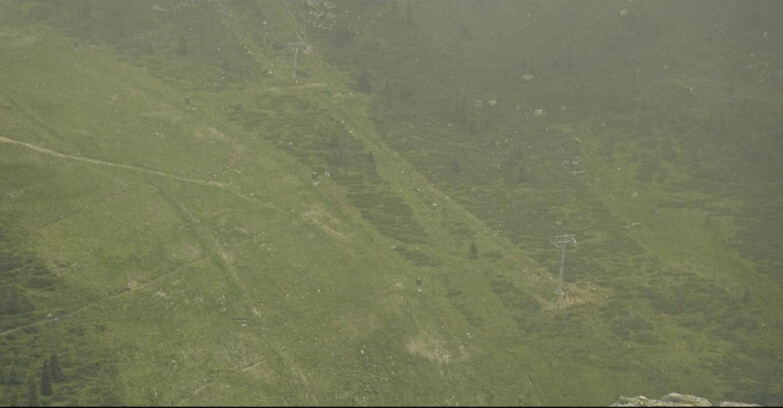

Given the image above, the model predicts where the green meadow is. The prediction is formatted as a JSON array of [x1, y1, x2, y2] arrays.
[[1, 1, 782, 406]]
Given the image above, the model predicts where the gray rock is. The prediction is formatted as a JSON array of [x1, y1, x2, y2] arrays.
[[662, 393, 711, 406], [611, 393, 760, 407], [612, 395, 681, 407]]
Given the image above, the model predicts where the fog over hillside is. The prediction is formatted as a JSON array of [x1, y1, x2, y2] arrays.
[[1, 1, 781, 406]]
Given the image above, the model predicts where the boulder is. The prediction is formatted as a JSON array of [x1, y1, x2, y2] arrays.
[[611, 393, 760, 407], [662, 393, 711, 406]]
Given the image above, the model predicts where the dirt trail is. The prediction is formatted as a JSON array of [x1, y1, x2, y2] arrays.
[[149, 183, 248, 299], [0, 135, 261, 203], [0, 256, 207, 337]]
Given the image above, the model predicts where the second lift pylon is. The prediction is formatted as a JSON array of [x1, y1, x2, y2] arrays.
[[551, 234, 577, 296]]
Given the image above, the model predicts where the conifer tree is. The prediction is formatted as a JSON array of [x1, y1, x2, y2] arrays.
[[357, 68, 372, 93], [9, 389, 18, 407], [467, 107, 478, 134], [176, 36, 189, 56], [40, 360, 52, 397], [6, 364, 21, 385], [26, 376, 39, 407], [49, 351, 63, 381]]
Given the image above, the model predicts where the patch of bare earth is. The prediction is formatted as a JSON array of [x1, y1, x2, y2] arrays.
[[539, 283, 612, 312], [0, 27, 39, 47], [406, 331, 469, 364], [241, 358, 275, 382], [194, 127, 228, 141], [303, 204, 349, 241]]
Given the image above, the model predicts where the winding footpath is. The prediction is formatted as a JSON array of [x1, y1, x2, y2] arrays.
[[0, 135, 259, 202]]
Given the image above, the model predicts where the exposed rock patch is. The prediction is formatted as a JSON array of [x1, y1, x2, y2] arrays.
[[611, 393, 760, 407]]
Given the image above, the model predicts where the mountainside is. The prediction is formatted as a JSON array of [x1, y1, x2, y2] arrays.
[[1, 1, 781, 406]]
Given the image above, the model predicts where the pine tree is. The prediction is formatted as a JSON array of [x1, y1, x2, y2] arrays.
[[467, 107, 478, 134], [469, 241, 478, 259], [385, 78, 394, 105], [357, 68, 372, 93], [49, 351, 63, 381], [176, 36, 189, 56], [6, 364, 22, 385], [40, 360, 52, 397], [9, 389, 18, 407], [449, 91, 466, 124], [448, 157, 461, 174], [26, 376, 39, 407]]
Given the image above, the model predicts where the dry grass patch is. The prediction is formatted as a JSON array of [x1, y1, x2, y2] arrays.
[[240, 358, 276, 382], [406, 331, 461, 364], [540, 283, 612, 312], [194, 126, 229, 141], [303, 203, 349, 241]]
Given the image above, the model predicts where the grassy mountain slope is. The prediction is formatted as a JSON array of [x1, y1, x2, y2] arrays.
[[310, 0, 783, 404], [0, 1, 781, 406], [0, 2, 559, 405]]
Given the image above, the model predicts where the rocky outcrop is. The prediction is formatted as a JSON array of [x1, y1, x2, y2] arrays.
[[611, 393, 760, 407]]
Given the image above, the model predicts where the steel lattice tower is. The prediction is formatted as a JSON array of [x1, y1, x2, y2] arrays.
[[551, 234, 577, 296]]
